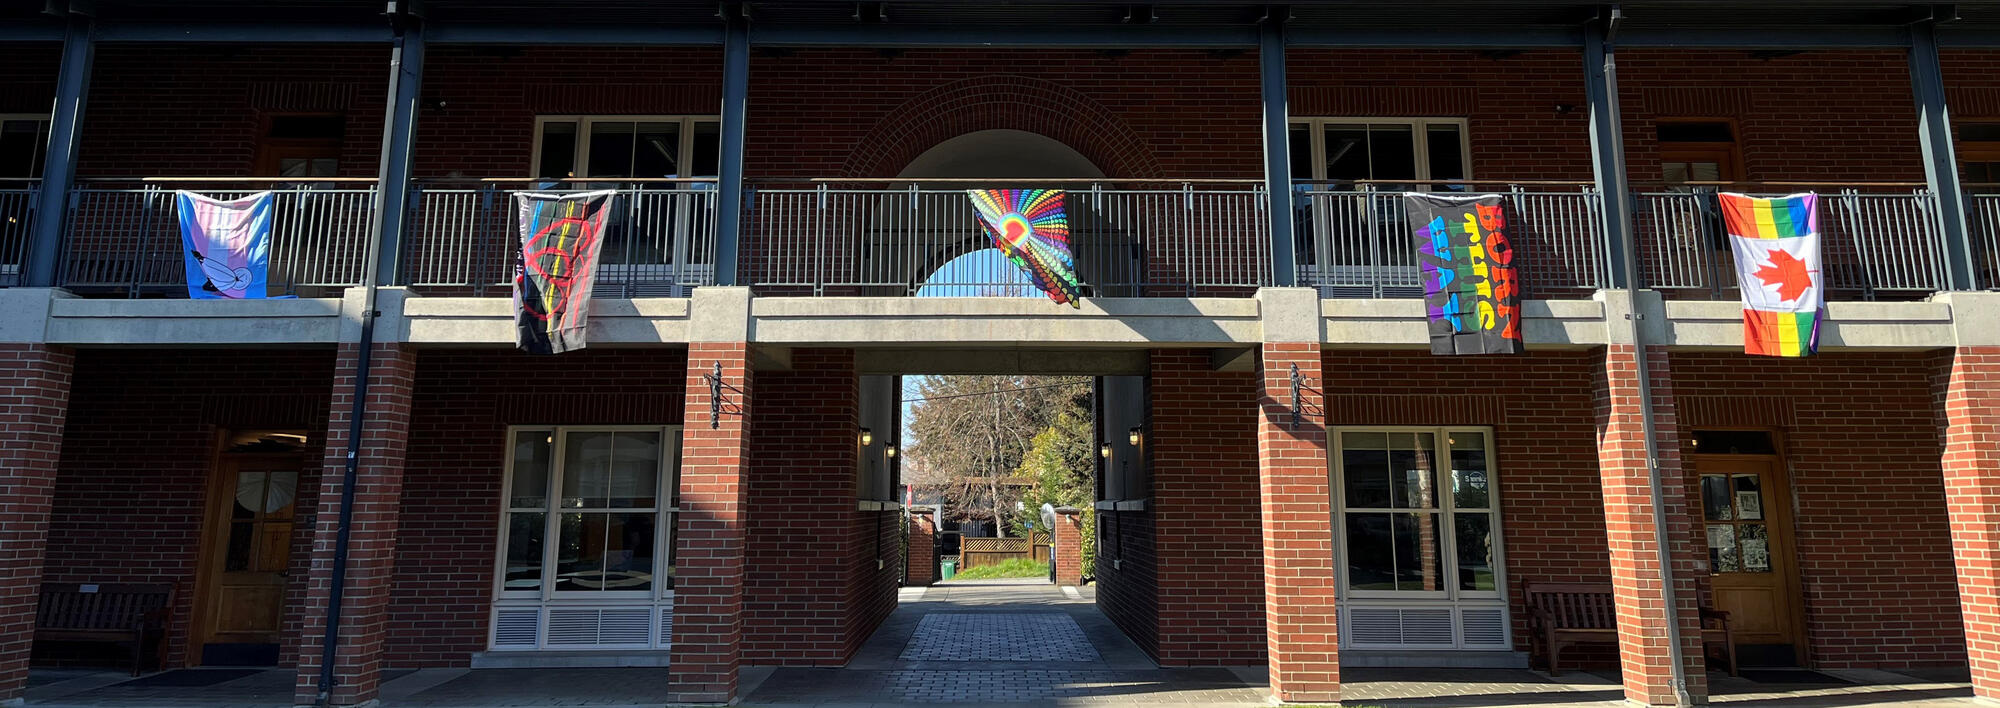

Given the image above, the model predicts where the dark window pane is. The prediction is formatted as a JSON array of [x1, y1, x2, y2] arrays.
[[1425, 124, 1466, 181], [691, 122, 721, 178], [1701, 475, 1733, 521], [0, 119, 42, 179], [1345, 512, 1396, 590], [609, 431, 662, 508], [505, 512, 546, 591], [1392, 512, 1444, 591], [537, 121, 578, 179], [1342, 448, 1390, 509], [631, 121, 681, 178], [1734, 474, 1765, 521], [1658, 121, 1734, 143], [586, 121, 637, 178], [554, 512, 601, 591], [267, 114, 345, 140], [1455, 513, 1496, 591], [1289, 124, 1313, 180], [1388, 432, 1437, 510], [1707, 524, 1739, 572], [1323, 125, 1369, 181], [1690, 430, 1776, 455], [511, 430, 552, 508], [1368, 125, 1417, 182], [225, 522, 253, 571], [603, 512, 656, 591], [1965, 123, 2000, 142], [1740, 523, 1771, 573], [1449, 432, 1489, 509], [563, 431, 615, 508]]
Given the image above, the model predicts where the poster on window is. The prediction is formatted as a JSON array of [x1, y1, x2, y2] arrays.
[[1404, 193, 1523, 355], [177, 191, 273, 299], [513, 191, 614, 354]]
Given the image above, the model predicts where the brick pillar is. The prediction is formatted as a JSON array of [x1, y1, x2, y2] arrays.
[[1054, 507, 1084, 587], [0, 345, 72, 705], [1942, 346, 2000, 699], [293, 343, 416, 707], [907, 508, 938, 587], [1594, 345, 1706, 706], [673, 342, 751, 703], [1254, 343, 1339, 703]]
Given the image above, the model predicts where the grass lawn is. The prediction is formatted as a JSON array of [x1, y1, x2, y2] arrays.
[[950, 558, 1050, 580]]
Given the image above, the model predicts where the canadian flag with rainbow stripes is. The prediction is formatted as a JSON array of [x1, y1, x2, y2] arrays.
[[1720, 192, 1823, 357]]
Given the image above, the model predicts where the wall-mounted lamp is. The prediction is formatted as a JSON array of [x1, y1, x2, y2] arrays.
[[860, 428, 874, 446], [1128, 427, 1142, 446], [1099, 443, 1113, 459], [885, 444, 898, 459]]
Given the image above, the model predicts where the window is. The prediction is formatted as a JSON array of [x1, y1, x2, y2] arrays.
[[254, 114, 345, 178], [492, 426, 680, 651], [1289, 118, 1470, 186], [1657, 119, 1741, 187], [0, 115, 49, 179], [1960, 122, 2000, 185], [532, 116, 721, 180], [1333, 428, 1508, 650]]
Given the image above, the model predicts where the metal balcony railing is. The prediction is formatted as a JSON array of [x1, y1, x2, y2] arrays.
[[403, 179, 719, 297], [1635, 185, 1949, 299], [740, 180, 1272, 297], [0, 179, 36, 287], [1966, 191, 2000, 290], [57, 178, 377, 297], [1292, 182, 1611, 299]]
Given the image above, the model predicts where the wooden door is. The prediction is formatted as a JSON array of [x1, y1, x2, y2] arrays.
[[1696, 455, 1805, 665], [194, 454, 301, 665]]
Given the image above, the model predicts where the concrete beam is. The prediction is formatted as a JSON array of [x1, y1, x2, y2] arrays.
[[853, 348, 1149, 375], [0, 288, 70, 343], [749, 297, 1262, 347], [1321, 297, 1608, 349], [400, 297, 693, 346], [1211, 347, 1257, 372], [1659, 299, 1955, 350], [44, 297, 344, 345]]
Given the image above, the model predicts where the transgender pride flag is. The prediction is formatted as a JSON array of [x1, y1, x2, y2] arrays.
[[1720, 193, 1822, 357], [177, 191, 273, 299]]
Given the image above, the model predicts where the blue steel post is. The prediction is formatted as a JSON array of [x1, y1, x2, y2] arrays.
[[714, 15, 750, 286], [1910, 16, 1978, 291], [1584, 14, 1633, 289], [371, 20, 426, 284], [27, 11, 94, 288], [1259, 17, 1295, 286]]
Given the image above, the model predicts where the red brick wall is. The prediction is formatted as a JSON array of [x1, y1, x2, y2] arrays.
[[1675, 350, 1961, 669], [0, 345, 72, 702], [742, 348, 860, 666], [1149, 349, 1264, 665], [47, 348, 333, 667], [674, 342, 749, 703], [1937, 346, 2000, 697], [846, 507, 900, 658], [385, 349, 688, 667], [1093, 507, 1160, 659], [906, 511, 938, 586]]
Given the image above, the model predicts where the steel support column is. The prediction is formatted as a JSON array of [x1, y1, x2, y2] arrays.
[[370, 18, 425, 283], [1584, 12, 1634, 289], [1911, 17, 1978, 291], [26, 12, 93, 288], [1260, 18, 1295, 287], [714, 15, 750, 286]]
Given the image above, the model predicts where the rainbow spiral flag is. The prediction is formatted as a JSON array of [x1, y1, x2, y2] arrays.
[[966, 189, 1083, 308], [1720, 193, 1822, 357]]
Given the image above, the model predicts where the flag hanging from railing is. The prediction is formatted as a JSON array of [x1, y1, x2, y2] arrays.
[[514, 191, 615, 354], [1404, 193, 1524, 355], [176, 191, 273, 299], [1721, 192, 1822, 357], [966, 189, 1083, 308]]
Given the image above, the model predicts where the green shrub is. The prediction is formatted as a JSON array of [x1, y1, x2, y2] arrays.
[[949, 557, 1049, 580]]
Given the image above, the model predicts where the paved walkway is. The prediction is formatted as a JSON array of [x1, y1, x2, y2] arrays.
[[19, 578, 1984, 707]]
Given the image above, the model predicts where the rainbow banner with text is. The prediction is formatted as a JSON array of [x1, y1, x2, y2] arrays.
[[1405, 193, 1524, 355], [1720, 193, 1822, 357]]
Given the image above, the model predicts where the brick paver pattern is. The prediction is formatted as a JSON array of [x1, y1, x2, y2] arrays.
[[899, 613, 1101, 662]]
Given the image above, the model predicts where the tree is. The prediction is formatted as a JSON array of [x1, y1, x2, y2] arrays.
[[905, 375, 1090, 537], [1012, 410, 1097, 576]]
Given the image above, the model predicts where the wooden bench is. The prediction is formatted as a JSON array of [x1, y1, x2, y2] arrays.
[[35, 583, 175, 676], [1524, 580, 1736, 677]]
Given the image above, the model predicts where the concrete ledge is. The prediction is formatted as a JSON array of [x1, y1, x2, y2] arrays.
[[469, 650, 672, 669], [749, 297, 1262, 346], [45, 297, 343, 345], [401, 297, 693, 346], [1661, 299, 1955, 349], [1321, 298, 1606, 348]]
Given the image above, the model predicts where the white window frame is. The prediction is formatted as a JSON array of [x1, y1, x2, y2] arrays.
[[490, 425, 680, 651], [0, 114, 51, 180], [1330, 425, 1509, 650], [529, 115, 722, 180], [1289, 117, 1472, 183]]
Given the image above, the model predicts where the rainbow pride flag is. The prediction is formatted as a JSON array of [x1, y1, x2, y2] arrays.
[[1719, 193, 1822, 357]]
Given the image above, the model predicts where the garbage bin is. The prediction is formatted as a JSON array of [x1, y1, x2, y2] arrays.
[[941, 558, 957, 580]]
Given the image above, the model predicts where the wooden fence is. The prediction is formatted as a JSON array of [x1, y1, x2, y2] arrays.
[[958, 532, 1052, 570]]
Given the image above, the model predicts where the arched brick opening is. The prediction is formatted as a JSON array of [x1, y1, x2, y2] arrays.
[[840, 75, 1165, 179]]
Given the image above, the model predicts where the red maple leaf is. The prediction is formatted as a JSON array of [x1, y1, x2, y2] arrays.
[[1753, 248, 1814, 302]]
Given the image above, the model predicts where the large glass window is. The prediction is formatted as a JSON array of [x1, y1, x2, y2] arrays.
[[0, 115, 49, 180], [1289, 118, 1470, 187], [531, 116, 722, 181], [499, 427, 679, 598], [1334, 427, 1507, 650]]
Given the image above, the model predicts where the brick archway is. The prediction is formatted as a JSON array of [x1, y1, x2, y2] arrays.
[[840, 75, 1164, 179]]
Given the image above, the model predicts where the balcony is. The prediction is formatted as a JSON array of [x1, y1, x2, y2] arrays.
[[16, 177, 1978, 302]]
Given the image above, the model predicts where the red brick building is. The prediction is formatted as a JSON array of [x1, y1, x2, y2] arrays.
[[5, 1, 2000, 706]]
